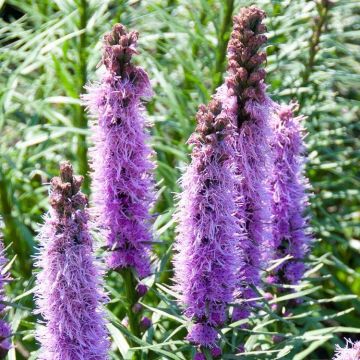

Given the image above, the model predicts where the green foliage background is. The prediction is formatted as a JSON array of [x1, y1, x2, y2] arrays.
[[0, 0, 359, 359]]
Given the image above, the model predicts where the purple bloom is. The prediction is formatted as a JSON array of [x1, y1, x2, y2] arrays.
[[83, 24, 155, 279], [194, 353, 206, 360], [173, 87, 239, 347], [0, 230, 11, 358], [268, 103, 310, 285], [333, 340, 360, 360], [0, 325, 10, 359], [187, 323, 218, 348], [211, 346, 222, 357], [35, 162, 108, 360], [225, 6, 273, 320]]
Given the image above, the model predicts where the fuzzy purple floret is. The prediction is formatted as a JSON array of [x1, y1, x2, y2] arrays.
[[268, 103, 310, 285], [35, 162, 108, 360], [194, 353, 206, 360], [211, 346, 222, 357], [225, 6, 273, 320], [0, 233, 11, 358], [333, 340, 360, 360], [83, 24, 155, 279], [173, 86, 239, 347], [187, 324, 218, 348]]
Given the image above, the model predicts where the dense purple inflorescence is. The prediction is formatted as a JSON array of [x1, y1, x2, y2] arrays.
[[333, 340, 360, 360], [268, 103, 310, 285], [35, 162, 108, 360], [0, 227, 10, 358], [173, 85, 239, 348], [225, 6, 273, 320], [83, 24, 155, 279]]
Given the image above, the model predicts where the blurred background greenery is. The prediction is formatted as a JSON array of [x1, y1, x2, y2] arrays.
[[0, 0, 359, 359]]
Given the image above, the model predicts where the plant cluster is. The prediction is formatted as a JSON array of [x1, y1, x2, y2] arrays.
[[34, 8, 311, 359], [0, 1, 359, 359]]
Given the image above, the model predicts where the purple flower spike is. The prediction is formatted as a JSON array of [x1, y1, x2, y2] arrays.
[[225, 6, 273, 320], [83, 24, 155, 279], [173, 87, 239, 347], [268, 103, 310, 285], [35, 162, 109, 360], [333, 340, 360, 360], [0, 231, 11, 358]]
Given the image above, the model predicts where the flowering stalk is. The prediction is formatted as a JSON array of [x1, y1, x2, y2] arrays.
[[173, 85, 239, 352], [84, 23, 154, 278], [225, 6, 273, 320], [302, 0, 332, 85], [0, 226, 10, 358], [35, 161, 108, 360], [268, 103, 310, 286], [83, 24, 155, 350]]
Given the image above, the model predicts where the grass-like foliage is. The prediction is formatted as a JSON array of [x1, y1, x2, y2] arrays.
[[0, 0, 359, 359]]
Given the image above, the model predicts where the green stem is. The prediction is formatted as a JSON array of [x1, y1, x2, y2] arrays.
[[302, 0, 330, 85], [191, 7, 207, 58], [203, 347, 214, 360], [213, 0, 235, 90], [121, 268, 141, 360], [76, 0, 89, 192]]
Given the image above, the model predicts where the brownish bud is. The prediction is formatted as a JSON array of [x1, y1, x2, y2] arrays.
[[248, 52, 267, 68]]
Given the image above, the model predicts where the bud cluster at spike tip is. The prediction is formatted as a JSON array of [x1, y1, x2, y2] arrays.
[[268, 103, 311, 285], [102, 24, 139, 76], [173, 84, 239, 348], [226, 6, 267, 125], [224, 6, 274, 320], [83, 23, 155, 279], [0, 227, 10, 358], [35, 162, 109, 360]]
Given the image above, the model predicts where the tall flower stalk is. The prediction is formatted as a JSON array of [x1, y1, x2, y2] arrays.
[[0, 225, 10, 358], [35, 162, 108, 360], [225, 6, 273, 320], [173, 85, 239, 353], [268, 103, 310, 286], [83, 24, 155, 346]]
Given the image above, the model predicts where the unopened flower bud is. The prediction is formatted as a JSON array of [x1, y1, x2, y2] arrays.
[[132, 303, 142, 314], [140, 316, 151, 331], [136, 284, 148, 298]]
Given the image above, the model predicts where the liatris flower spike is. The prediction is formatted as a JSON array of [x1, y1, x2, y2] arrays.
[[35, 161, 108, 360], [268, 103, 311, 286], [333, 339, 360, 360], [225, 6, 273, 320], [84, 23, 155, 279], [173, 88, 239, 351], [0, 226, 11, 358]]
